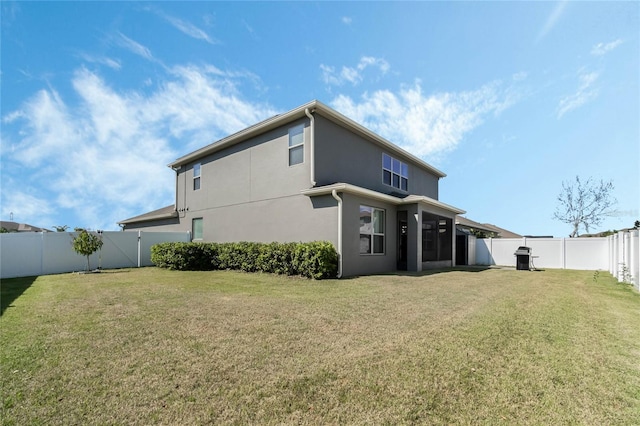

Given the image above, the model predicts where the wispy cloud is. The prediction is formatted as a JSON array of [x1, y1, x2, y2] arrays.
[[557, 70, 599, 118], [331, 79, 519, 158], [158, 11, 217, 44], [78, 52, 122, 70], [536, 0, 568, 43], [1, 65, 276, 230], [116, 32, 154, 60], [341, 16, 352, 25], [321, 56, 390, 87], [591, 39, 623, 56]]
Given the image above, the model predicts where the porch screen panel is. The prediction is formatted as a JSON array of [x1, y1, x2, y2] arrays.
[[422, 213, 452, 262]]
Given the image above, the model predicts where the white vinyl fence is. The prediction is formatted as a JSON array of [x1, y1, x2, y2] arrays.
[[476, 229, 640, 290], [0, 231, 190, 279]]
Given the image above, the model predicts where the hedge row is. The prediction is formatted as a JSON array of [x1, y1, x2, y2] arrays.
[[150, 241, 338, 279]]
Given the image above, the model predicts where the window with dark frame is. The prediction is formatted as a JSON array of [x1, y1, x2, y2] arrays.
[[382, 153, 408, 191]]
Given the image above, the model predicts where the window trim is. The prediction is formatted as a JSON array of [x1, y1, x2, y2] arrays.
[[382, 153, 408, 191], [359, 205, 385, 255], [193, 163, 201, 190], [288, 124, 304, 166]]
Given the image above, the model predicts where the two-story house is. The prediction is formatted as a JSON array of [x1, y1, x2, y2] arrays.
[[119, 100, 465, 277]]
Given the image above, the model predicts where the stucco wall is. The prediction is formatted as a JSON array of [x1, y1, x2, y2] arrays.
[[340, 192, 398, 277], [314, 115, 439, 199], [177, 117, 312, 215]]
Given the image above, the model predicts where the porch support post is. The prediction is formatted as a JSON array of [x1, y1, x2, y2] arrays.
[[405, 204, 421, 272]]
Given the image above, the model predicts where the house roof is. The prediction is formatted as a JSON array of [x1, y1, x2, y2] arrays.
[[455, 217, 522, 238], [118, 205, 177, 225], [168, 100, 447, 179], [0, 221, 51, 232], [456, 216, 500, 234], [481, 223, 522, 239], [301, 183, 465, 215]]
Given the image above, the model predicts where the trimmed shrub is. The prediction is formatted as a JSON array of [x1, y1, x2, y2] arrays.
[[150, 241, 338, 279], [151, 242, 216, 271]]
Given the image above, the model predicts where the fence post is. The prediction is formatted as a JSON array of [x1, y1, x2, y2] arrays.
[[137, 231, 142, 268], [632, 230, 639, 290]]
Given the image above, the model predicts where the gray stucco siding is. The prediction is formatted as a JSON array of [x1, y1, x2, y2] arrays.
[[314, 115, 439, 199], [176, 118, 312, 215], [189, 193, 337, 245], [340, 192, 397, 277]]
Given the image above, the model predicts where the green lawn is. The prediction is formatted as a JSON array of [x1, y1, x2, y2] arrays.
[[2, 268, 639, 425]]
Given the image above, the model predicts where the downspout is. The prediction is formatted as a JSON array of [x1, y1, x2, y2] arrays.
[[331, 189, 343, 278], [304, 108, 316, 187], [173, 166, 179, 214]]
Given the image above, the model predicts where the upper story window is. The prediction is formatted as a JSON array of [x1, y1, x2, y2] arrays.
[[382, 153, 408, 191], [288, 124, 304, 166], [193, 163, 201, 190]]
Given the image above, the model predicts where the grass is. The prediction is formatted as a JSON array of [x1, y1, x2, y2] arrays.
[[2, 267, 639, 425]]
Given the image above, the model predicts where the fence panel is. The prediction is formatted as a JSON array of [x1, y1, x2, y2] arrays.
[[41, 232, 87, 274], [475, 238, 491, 265], [475, 231, 638, 290], [484, 238, 525, 266], [565, 237, 608, 270], [1, 231, 190, 279], [98, 232, 139, 269], [0, 232, 43, 278]]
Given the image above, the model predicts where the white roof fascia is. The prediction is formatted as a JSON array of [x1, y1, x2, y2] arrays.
[[301, 183, 465, 215]]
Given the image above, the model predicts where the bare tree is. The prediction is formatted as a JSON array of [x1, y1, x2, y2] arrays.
[[553, 176, 616, 237]]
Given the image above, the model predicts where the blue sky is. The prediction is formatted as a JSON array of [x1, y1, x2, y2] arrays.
[[2, 1, 638, 237]]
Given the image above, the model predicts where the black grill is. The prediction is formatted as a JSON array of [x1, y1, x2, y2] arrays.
[[514, 246, 532, 270]]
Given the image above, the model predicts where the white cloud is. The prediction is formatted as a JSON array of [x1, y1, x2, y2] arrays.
[[2, 65, 277, 230], [116, 32, 154, 60], [591, 39, 623, 56], [0, 190, 54, 227], [321, 56, 390, 87], [557, 71, 599, 118], [331, 80, 518, 158], [78, 53, 121, 70], [536, 1, 568, 43], [160, 12, 217, 44], [341, 16, 352, 25]]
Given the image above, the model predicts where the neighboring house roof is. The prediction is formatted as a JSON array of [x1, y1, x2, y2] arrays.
[[302, 183, 465, 215], [118, 205, 177, 225], [167, 100, 447, 179], [456, 216, 498, 234], [0, 221, 51, 232], [455, 217, 522, 238], [482, 223, 522, 239]]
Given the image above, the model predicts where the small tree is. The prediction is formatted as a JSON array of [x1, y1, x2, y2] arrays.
[[553, 176, 616, 237], [53, 225, 69, 232], [72, 229, 104, 271]]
